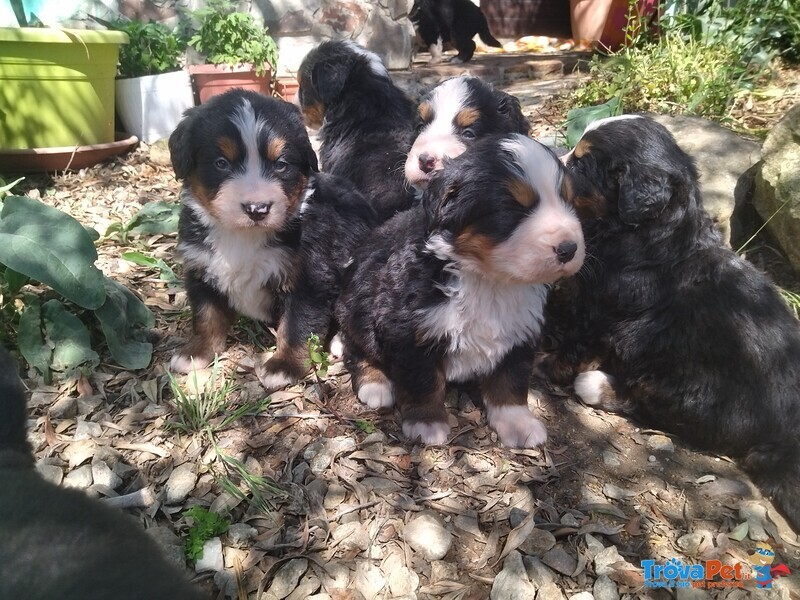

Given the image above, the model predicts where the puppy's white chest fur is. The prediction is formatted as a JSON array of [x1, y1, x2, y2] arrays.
[[418, 271, 547, 381], [180, 202, 292, 322]]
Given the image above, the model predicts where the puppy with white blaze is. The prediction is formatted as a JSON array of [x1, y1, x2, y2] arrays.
[[168, 89, 377, 388], [336, 135, 584, 446], [547, 114, 800, 532], [405, 75, 530, 190]]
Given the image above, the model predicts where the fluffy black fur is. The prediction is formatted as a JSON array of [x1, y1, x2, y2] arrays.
[[336, 134, 583, 447], [0, 345, 205, 600], [549, 115, 800, 532], [410, 0, 503, 63], [169, 89, 378, 388], [297, 40, 416, 222]]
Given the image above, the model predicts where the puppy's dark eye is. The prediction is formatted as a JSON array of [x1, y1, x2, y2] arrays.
[[416, 121, 428, 133], [462, 129, 476, 140], [215, 158, 230, 171], [274, 159, 289, 173]]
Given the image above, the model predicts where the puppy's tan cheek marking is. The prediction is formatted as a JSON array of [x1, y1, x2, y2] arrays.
[[267, 137, 286, 162], [188, 175, 218, 217], [560, 174, 574, 205], [454, 228, 496, 270], [302, 102, 325, 128], [218, 136, 239, 162], [455, 107, 479, 128], [506, 178, 538, 208], [286, 175, 308, 214], [572, 192, 609, 219], [574, 139, 591, 159], [419, 102, 434, 123]]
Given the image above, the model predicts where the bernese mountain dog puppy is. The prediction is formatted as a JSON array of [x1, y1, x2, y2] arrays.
[[168, 89, 378, 389], [0, 345, 205, 600], [410, 0, 503, 64], [296, 40, 416, 222], [548, 115, 800, 532], [405, 75, 530, 190], [336, 134, 584, 446]]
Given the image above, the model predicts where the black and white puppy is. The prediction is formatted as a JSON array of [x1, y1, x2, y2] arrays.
[[405, 75, 530, 190], [549, 115, 800, 532], [168, 89, 378, 388], [410, 0, 503, 64], [296, 40, 416, 222], [0, 346, 205, 600], [336, 135, 584, 446]]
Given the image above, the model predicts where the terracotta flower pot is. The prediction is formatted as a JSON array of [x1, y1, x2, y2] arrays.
[[188, 63, 272, 105], [274, 78, 300, 103]]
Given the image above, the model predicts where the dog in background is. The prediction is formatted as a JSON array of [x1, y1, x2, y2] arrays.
[[168, 89, 378, 389], [410, 0, 503, 64], [0, 345, 205, 600], [547, 115, 800, 532], [296, 40, 416, 222], [405, 75, 530, 190], [336, 134, 584, 446]]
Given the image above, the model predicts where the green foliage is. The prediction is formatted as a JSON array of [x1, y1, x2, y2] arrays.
[[114, 20, 186, 78], [167, 357, 238, 433], [0, 196, 155, 379], [306, 333, 329, 378], [214, 448, 286, 513], [183, 506, 230, 562], [189, 0, 278, 75], [355, 419, 375, 434], [0, 176, 24, 199], [564, 98, 620, 147], [121, 251, 179, 283]]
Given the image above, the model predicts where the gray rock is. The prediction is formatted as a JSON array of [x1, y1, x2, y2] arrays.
[[541, 545, 578, 576], [227, 523, 258, 545], [560, 513, 582, 528], [91, 460, 122, 490], [651, 113, 761, 245], [353, 560, 385, 600], [676, 530, 714, 557], [36, 462, 63, 486], [754, 103, 800, 270], [739, 502, 770, 541], [384, 553, 419, 596], [490, 551, 536, 600], [195, 537, 224, 573], [63, 464, 93, 489], [645, 434, 675, 453], [509, 508, 530, 529], [74, 419, 102, 440], [48, 395, 77, 419], [583, 534, 605, 558], [360, 476, 401, 494], [324, 483, 347, 509], [331, 521, 371, 552], [523, 556, 556, 588], [267, 558, 309, 599], [164, 462, 197, 504], [213, 569, 238, 599], [675, 588, 712, 600], [601, 451, 621, 467], [593, 575, 619, 600], [431, 560, 458, 583], [537, 582, 566, 600], [304, 436, 356, 475], [520, 528, 557, 557], [569, 593, 594, 600], [594, 546, 624, 577], [403, 511, 453, 561]]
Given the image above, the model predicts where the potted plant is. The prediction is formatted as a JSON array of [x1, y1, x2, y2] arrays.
[[113, 20, 194, 144], [187, 0, 278, 104]]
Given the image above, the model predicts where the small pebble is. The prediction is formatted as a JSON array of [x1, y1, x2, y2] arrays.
[[403, 511, 453, 561]]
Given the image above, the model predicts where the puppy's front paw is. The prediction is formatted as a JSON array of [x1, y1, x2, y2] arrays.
[[487, 405, 547, 448], [402, 420, 450, 445], [574, 370, 614, 407], [170, 353, 212, 374], [358, 381, 395, 409], [256, 360, 297, 391], [328, 334, 344, 358]]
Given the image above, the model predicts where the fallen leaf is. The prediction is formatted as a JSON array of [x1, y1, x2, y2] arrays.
[[494, 512, 535, 566]]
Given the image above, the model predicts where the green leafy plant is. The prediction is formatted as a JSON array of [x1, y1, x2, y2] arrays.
[[113, 20, 186, 78], [355, 419, 376, 434], [105, 200, 181, 243], [121, 251, 179, 283], [0, 196, 154, 380], [189, 0, 278, 75], [183, 506, 230, 562], [214, 447, 286, 513], [306, 333, 329, 379]]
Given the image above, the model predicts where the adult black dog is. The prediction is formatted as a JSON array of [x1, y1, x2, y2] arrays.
[[547, 115, 800, 532], [410, 0, 503, 64], [297, 40, 416, 222], [0, 345, 206, 600]]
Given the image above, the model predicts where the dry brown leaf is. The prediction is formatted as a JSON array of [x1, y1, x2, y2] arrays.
[[493, 512, 535, 567], [475, 518, 500, 570]]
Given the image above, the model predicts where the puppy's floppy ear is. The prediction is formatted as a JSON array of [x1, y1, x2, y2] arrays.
[[617, 164, 673, 224], [168, 106, 199, 180], [423, 174, 459, 228], [306, 144, 319, 173], [495, 91, 530, 135], [311, 60, 350, 105]]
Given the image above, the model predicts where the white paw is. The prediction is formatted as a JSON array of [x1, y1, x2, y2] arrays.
[[258, 369, 295, 391], [574, 370, 613, 406], [402, 420, 450, 445], [486, 405, 548, 448], [357, 381, 395, 409], [449, 57, 465, 64], [328, 334, 344, 358], [170, 353, 210, 374]]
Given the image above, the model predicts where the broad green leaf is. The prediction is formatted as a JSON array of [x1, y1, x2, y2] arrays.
[[121, 251, 178, 283], [17, 300, 52, 381], [0, 196, 106, 309], [42, 299, 99, 377], [94, 277, 155, 370], [0, 176, 24, 196], [564, 98, 621, 148], [3, 266, 29, 294], [125, 201, 181, 236]]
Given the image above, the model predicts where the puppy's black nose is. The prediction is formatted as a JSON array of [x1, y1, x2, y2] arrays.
[[419, 153, 436, 174], [243, 202, 271, 222], [555, 241, 578, 263]]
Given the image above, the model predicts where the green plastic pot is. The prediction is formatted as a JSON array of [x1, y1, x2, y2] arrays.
[[0, 27, 128, 150]]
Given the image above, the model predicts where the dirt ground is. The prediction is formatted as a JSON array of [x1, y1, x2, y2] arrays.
[[6, 57, 800, 600]]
